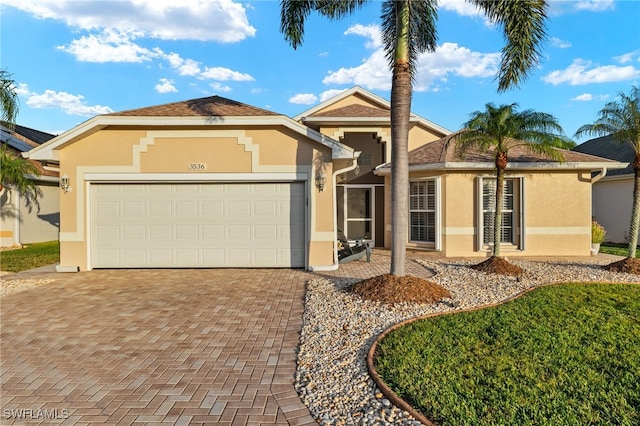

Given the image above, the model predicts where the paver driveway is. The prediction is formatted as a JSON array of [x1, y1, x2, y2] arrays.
[[0, 268, 317, 425], [1, 251, 432, 425]]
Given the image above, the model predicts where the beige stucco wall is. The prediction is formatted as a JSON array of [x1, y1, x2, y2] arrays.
[[383, 169, 593, 257], [56, 126, 336, 270], [593, 176, 634, 244], [1, 182, 59, 247]]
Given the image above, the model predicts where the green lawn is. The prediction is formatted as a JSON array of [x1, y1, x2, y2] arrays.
[[374, 284, 640, 426], [600, 242, 639, 257], [0, 241, 60, 272]]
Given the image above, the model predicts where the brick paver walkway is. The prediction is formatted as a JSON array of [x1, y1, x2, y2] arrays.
[[0, 251, 430, 425]]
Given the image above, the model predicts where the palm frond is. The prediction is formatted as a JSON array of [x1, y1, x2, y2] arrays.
[[280, 0, 315, 49], [1, 69, 20, 129], [472, 0, 548, 92], [575, 85, 640, 152]]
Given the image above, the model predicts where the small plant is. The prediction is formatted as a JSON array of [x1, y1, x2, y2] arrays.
[[592, 221, 606, 244]]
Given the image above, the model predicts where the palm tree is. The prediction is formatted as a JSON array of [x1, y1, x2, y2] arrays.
[[280, 0, 550, 276], [575, 86, 640, 260], [0, 69, 40, 204], [1, 69, 19, 129], [452, 103, 568, 258]]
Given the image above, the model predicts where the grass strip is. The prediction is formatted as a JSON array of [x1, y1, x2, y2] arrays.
[[0, 241, 60, 272]]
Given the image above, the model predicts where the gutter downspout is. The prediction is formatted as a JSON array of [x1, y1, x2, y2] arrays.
[[308, 152, 361, 272], [591, 167, 608, 184]]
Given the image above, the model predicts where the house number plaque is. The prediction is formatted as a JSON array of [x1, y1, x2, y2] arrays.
[[188, 163, 207, 170]]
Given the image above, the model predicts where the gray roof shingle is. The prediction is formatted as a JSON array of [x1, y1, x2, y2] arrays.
[[572, 135, 635, 176]]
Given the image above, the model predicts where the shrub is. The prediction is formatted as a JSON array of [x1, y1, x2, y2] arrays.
[[592, 221, 606, 244]]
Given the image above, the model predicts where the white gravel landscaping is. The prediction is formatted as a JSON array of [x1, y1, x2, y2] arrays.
[[295, 258, 640, 425]]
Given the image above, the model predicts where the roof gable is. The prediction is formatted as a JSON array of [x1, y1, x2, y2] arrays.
[[294, 86, 450, 137], [28, 95, 355, 162]]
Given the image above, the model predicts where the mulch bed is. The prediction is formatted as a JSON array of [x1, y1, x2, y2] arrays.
[[470, 256, 523, 277], [347, 274, 451, 306], [603, 257, 640, 275]]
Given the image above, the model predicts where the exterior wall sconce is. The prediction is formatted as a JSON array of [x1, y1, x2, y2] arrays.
[[60, 174, 72, 193], [315, 173, 326, 192]]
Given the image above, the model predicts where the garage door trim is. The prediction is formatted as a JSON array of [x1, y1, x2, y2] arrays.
[[86, 174, 309, 270]]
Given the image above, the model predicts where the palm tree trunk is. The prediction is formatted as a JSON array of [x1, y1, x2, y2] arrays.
[[627, 153, 640, 258], [493, 154, 507, 258], [389, 1, 411, 276]]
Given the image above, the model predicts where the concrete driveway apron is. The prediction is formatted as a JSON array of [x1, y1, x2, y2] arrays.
[[0, 268, 317, 425]]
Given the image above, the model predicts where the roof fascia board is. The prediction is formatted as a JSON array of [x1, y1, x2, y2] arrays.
[[374, 161, 628, 175], [28, 115, 357, 161]]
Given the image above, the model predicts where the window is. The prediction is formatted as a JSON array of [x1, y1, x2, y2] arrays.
[[480, 177, 522, 248], [410, 180, 436, 243]]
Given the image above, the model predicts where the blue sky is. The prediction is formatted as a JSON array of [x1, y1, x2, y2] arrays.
[[2, 0, 639, 143]]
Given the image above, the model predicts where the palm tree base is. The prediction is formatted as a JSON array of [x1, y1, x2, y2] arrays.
[[470, 256, 523, 277], [347, 274, 451, 306], [603, 257, 640, 275]]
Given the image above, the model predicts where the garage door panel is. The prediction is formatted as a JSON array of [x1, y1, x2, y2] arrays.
[[91, 182, 305, 268]]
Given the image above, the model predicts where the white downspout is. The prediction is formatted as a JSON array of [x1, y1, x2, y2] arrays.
[[591, 168, 608, 184], [308, 152, 361, 272]]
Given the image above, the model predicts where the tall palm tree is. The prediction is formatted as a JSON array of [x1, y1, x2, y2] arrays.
[[452, 103, 567, 257], [0, 69, 40, 204], [280, 0, 550, 276], [575, 86, 640, 259]]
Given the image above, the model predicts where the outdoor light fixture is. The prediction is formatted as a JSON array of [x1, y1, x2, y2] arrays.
[[60, 174, 72, 193], [315, 173, 326, 192]]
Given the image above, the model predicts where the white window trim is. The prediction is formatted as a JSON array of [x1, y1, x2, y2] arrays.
[[476, 175, 524, 252], [408, 177, 441, 250]]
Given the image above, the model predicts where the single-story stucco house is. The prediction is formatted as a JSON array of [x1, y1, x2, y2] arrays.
[[26, 87, 626, 272], [573, 135, 636, 244], [1, 124, 59, 247]]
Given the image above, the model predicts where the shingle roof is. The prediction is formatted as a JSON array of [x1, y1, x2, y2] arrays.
[[378, 133, 623, 170], [107, 95, 279, 117], [572, 135, 635, 176], [309, 104, 389, 118]]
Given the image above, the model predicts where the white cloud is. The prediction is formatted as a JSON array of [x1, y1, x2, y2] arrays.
[[542, 59, 640, 85], [18, 84, 113, 116], [163, 52, 201, 76], [550, 37, 571, 49], [200, 67, 254, 82], [438, 0, 482, 17], [614, 50, 640, 64], [210, 82, 232, 93], [320, 89, 347, 102], [344, 24, 382, 49], [323, 25, 500, 92], [574, 0, 615, 12], [57, 30, 156, 63], [155, 78, 177, 93], [571, 93, 609, 102], [2, 0, 256, 42], [289, 93, 318, 105]]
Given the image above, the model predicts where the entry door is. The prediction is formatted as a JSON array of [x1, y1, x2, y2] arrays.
[[344, 186, 374, 242]]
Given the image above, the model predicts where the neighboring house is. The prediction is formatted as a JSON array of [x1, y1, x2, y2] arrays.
[[374, 135, 624, 257], [573, 135, 634, 244], [26, 87, 626, 272], [1, 125, 59, 247]]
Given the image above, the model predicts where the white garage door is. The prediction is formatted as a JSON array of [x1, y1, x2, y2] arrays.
[[90, 182, 306, 268]]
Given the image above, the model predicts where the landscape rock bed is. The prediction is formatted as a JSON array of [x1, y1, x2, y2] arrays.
[[296, 258, 640, 425]]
